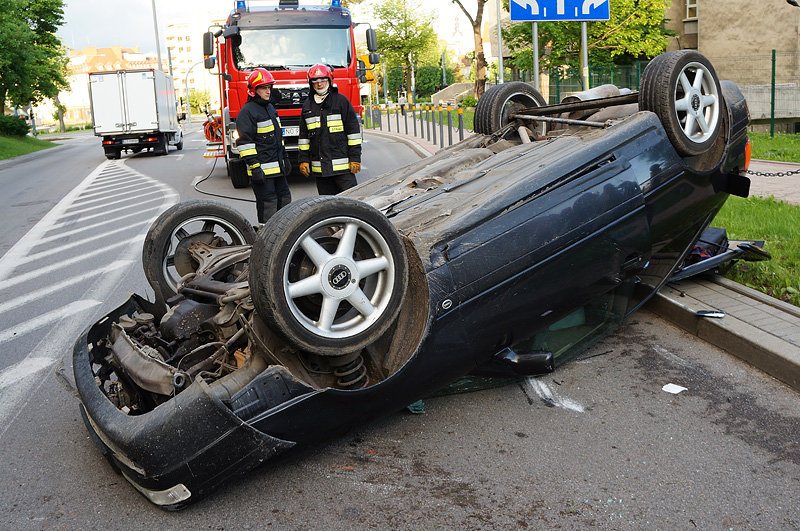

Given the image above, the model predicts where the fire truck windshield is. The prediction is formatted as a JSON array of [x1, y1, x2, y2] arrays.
[[233, 27, 352, 70]]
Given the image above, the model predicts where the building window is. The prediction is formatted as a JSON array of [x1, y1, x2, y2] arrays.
[[686, 0, 697, 20]]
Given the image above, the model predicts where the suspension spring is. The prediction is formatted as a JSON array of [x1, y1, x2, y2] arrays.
[[333, 354, 368, 389]]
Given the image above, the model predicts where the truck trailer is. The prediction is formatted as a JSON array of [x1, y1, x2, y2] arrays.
[[89, 69, 184, 159]]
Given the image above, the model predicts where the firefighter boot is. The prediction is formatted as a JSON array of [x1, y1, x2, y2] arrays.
[[260, 200, 278, 223], [277, 193, 292, 210]]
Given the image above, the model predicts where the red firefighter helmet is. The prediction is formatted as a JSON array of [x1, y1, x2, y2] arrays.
[[307, 64, 333, 86], [247, 68, 275, 97]]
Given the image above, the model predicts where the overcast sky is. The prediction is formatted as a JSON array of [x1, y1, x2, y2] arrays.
[[56, 0, 477, 55]]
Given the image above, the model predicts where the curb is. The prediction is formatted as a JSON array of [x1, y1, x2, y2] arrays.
[[646, 279, 800, 393], [364, 129, 436, 158]]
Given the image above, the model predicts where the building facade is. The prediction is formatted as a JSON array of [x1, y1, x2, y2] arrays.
[[665, 0, 800, 125]]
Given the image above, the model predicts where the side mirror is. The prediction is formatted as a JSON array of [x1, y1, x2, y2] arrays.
[[369, 52, 380, 65], [366, 28, 377, 52], [203, 32, 215, 57], [357, 59, 367, 83], [223, 26, 240, 39], [204, 56, 216, 69]]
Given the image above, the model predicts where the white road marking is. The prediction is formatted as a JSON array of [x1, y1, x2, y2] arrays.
[[0, 158, 178, 437], [0, 261, 131, 314], [176, 154, 184, 161], [48, 198, 167, 229], [15, 221, 150, 265], [0, 357, 55, 390], [0, 237, 141, 291], [524, 377, 585, 413], [0, 299, 101, 344], [39, 210, 155, 244], [63, 190, 165, 216], [73, 181, 150, 201]]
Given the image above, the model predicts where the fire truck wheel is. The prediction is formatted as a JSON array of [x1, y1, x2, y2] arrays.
[[250, 196, 409, 356], [228, 158, 250, 189]]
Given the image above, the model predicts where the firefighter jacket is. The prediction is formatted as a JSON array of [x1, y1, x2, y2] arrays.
[[298, 86, 362, 177], [235, 93, 289, 178]]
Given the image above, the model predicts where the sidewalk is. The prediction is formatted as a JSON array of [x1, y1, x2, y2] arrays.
[[369, 130, 800, 393]]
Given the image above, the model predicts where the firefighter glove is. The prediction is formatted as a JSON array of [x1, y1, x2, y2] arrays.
[[250, 165, 266, 185], [349, 161, 361, 174], [299, 162, 310, 177]]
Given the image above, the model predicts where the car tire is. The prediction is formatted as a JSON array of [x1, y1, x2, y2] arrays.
[[639, 50, 723, 157], [474, 81, 547, 135], [249, 196, 409, 356], [228, 158, 250, 189], [142, 200, 257, 301]]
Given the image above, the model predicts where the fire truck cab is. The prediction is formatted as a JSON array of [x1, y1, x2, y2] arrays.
[[203, 0, 379, 188]]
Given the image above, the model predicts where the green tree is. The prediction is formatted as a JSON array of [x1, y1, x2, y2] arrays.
[[503, 0, 673, 71], [374, 0, 439, 92], [188, 89, 212, 114], [0, 0, 69, 115]]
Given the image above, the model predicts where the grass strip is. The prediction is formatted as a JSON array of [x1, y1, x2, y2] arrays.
[[0, 134, 56, 160], [712, 195, 799, 307]]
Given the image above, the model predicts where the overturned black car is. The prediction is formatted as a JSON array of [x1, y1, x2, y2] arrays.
[[73, 51, 752, 508]]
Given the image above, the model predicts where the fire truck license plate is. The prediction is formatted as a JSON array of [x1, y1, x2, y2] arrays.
[[282, 127, 299, 137]]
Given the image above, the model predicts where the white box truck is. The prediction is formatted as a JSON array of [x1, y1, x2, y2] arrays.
[[89, 69, 183, 159]]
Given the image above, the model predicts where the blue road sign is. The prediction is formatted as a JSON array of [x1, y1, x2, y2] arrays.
[[509, 0, 610, 21]]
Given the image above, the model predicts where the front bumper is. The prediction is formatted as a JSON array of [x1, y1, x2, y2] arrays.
[[73, 295, 295, 509]]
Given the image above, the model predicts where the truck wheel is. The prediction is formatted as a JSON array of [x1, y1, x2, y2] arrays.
[[142, 201, 257, 301], [157, 134, 169, 155], [228, 158, 250, 189], [249, 196, 409, 356], [639, 50, 723, 157], [176, 139, 184, 150], [474, 82, 547, 135], [105, 149, 121, 160]]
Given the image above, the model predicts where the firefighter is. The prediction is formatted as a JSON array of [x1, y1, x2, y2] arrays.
[[298, 64, 362, 195], [236, 68, 292, 224]]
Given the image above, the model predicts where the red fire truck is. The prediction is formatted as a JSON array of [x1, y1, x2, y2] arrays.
[[203, 0, 379, 188]]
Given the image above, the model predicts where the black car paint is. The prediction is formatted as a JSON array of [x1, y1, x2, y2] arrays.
[[73, 81, 751, 508]]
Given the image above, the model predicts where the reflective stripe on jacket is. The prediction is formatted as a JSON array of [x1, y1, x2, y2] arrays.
[[234, 94, 287, 177], [298, 87, 361, 177]]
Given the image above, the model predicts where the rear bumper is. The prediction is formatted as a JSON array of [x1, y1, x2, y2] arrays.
[[72, 296, 295, 509]]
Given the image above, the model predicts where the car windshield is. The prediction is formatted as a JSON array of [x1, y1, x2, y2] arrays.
[[234, 27, 351, 70]]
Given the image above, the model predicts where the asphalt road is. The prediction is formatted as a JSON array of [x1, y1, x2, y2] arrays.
[[0, 126, 798, 529]]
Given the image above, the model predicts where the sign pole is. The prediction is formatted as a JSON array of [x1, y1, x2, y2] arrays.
[[532, 22, 539, 90], [581, 21, 589, 90], [496, 0, 504, 84]]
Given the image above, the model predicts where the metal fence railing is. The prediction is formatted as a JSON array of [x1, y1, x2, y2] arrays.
[[506, 62, 648, 103], [708, 51, 800, 134], [364, 103, 470, 150]]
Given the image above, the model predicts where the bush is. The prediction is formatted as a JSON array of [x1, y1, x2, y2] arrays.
[[460, 95, 477, 108], [0, 114, 30, 136]]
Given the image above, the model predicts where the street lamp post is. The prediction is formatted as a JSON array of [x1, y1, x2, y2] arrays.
[[184, 60, 205, 124], [151, 0, 163, 71]]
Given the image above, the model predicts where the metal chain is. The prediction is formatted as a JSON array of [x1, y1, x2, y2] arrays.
[[746, 168, 800, 177]]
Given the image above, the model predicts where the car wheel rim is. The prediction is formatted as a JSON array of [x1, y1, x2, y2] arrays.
[[283, 216, 396, 340], [501, 92, 545, 134], [161, 215, 248, 292], [673, 61, 720, 145]]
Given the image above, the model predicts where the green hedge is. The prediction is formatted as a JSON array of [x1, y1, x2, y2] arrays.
[[0, 115, 30, 136]]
